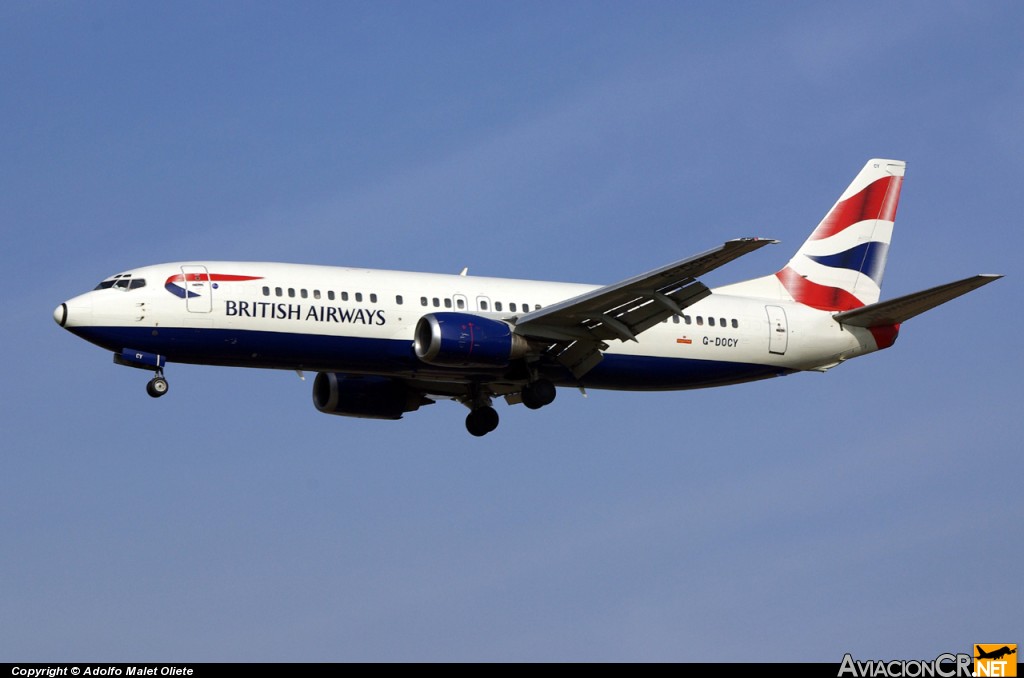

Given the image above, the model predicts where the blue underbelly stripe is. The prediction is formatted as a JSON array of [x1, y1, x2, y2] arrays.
[[69, 325, 792, 391]]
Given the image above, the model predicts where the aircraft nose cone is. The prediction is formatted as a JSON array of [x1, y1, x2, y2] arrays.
[[57, 295, 94, 328]]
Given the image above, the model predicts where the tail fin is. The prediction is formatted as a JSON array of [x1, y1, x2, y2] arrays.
[[776, 159, 905, 311]]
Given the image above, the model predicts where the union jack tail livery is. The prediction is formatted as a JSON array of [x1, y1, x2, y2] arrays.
[[777, 159, 904, 311]]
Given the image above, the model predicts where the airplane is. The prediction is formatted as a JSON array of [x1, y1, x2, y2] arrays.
[[976, 646, 1016, 661], [53, 159, 1001, 436]]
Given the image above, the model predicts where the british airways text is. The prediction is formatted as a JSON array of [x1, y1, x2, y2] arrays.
[[225, 300, 386, 325]]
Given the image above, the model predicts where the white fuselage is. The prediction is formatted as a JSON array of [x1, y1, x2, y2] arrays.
[[57, 261, 882, 391]]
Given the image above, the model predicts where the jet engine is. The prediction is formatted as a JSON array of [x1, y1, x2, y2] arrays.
[[312, 373, 430, 420], [414, 312, 529, 368]]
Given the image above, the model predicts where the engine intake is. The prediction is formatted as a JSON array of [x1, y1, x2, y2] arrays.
[[414, 312, 528, 368], [312, 373, 430, 420]]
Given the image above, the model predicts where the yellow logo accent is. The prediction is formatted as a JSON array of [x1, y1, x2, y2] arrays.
[[975, 644, 1017, 677]]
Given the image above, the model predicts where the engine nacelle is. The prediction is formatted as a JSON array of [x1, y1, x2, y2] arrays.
[[414, 312, 528, 368], [312, 373, 429, 420]]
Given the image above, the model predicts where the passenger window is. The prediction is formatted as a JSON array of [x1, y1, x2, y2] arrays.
[[396, 295, 403, 305], [684, 315, 691, 325], [456, 298, 465, 310], [262, 286, 270, 296], [709, 317, 715, 327], [510, 303, 517, 312], [370, 293, 377, 303], [480, 300, 489, 311], [300, 289, 308, 299], [421, 297, 428, 306], [314, 290, 321, 299], [444, 298, 452, 308], [732, 319, 738, 328], [275, 287, 283, 297], [720, 318, 726, 327], [328, 291, 335, 301], [535, 304, 541, 310], [673, 315, 680, 324], [495, 301, 503, 312], [288, 288, 295, 298], [355, 292, 363, 302], [432, 297, 440, 308], [697, 316, 704, 326], [341, 292, 349, 301]]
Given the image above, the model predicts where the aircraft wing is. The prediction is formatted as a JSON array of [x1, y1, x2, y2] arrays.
[[833, 274, 1002, 327], [513, 238, 777, 377]]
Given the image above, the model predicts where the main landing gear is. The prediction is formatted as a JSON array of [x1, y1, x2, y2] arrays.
[[521, 378, 556, 410], [463, 383, 500, 437], [146, 371, 169, 398], [465, 406, 499, 437], [463, 379, 557, 437]]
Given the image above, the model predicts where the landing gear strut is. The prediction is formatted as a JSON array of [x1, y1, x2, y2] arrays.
[[521, 378, 556, 410], [465, 406, 499, 437], [463, 384, 499, 436], [146, 372, 169, 398]]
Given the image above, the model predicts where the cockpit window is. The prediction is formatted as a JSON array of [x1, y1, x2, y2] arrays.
[[94, 274, 146, 291]]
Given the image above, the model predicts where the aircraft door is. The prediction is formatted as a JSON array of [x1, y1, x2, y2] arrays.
[[766, 305, 788, 355], [181, 265, 212, 313], [453, 294, 468, 311]]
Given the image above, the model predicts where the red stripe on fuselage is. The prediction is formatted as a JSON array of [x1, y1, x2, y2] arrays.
[[775, 267, 864, 311], [810, 175, 902, 241], [165, 273, 264, 284]]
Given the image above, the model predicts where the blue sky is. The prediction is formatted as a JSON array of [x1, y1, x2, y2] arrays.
[[3, 1, 1021, 661]]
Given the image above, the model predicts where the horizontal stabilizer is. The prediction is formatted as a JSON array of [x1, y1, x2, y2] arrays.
[[833, 274, 1002, 327]]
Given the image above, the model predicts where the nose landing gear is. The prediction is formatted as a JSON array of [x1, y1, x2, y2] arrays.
[[112, 349, 169, 399], [146, 372, 169, 398]]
